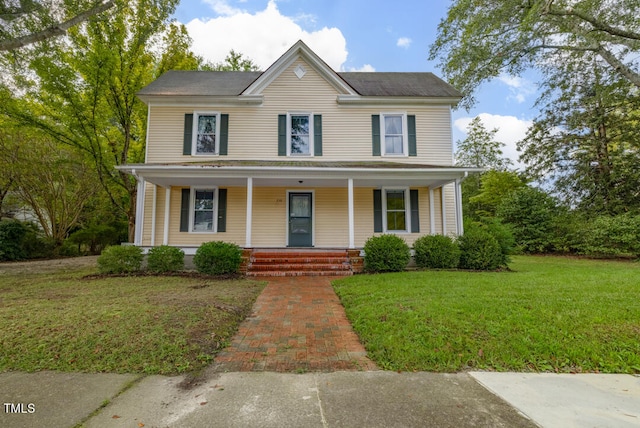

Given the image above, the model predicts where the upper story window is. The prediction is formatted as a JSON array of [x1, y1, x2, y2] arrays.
[[288, 113, 313, 156], [381, 113, 408, 156], [193, 112, 220, 155]]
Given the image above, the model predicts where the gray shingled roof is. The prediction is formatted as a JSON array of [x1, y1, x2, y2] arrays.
[[137, 70, 461, 98], [137, 71, 263, 96], [338, 72, 461, 98]]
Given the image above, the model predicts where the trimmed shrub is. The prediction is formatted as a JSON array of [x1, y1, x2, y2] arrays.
[[0, 220, 28, 261], [363, 234, 411, 273], [458, 226, 503, 270], [193, 241, 242, 275], [97, 245, 144, 274], [413, 235, 460, 269], [478, 218, 514, 265], [147, 245, 185, 273]]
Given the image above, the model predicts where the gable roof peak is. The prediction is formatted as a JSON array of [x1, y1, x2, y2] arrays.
[[241, 40, 357, 96]]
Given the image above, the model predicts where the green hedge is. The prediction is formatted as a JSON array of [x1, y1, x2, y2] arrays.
[[193, 241, 242, 275], [147, 245, 185, 273], [458, 227, 503, 271], [363, 234, 411, 273], [413, 235, 460, 269], [97, 245, 144, 274]]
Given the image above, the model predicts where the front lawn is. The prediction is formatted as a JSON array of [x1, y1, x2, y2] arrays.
[[333, 256, 640, 373], [0, 263, 265, 374]]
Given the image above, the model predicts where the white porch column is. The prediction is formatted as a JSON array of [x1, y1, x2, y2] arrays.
[[163, 187, 171, 245], [441, 187, 447, 235], [429, 188, 436, 235], [455, 179, 464, 236], [348, 178, 355, 249], [150, 185, 157, 246], [245, 177, 253, 247], [134, 177, 145, 245]]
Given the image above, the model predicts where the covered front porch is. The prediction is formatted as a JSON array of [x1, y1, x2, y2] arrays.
[[119, 161, 479, 252]]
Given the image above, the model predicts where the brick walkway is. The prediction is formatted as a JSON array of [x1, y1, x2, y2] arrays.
[[211, 276, 378, 372]]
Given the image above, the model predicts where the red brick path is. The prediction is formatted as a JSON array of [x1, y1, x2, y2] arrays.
[[212, 276, 378, 372]]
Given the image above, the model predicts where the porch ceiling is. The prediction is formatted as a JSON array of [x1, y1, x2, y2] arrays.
[[119, 161, 481, 189]]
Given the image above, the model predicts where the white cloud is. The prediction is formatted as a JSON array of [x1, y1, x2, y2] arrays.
[[397, 37, 412, 49], [202, 0, 245, 16], [184, 0, 350, 71], [346, 64, 376, 72], [497, 74, 537, 103], [454, 113, 533, 170]]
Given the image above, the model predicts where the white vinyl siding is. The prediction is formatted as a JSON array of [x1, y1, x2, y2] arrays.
[[145, 59, 454, 165]]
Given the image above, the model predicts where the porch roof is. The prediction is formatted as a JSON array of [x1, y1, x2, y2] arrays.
[[118, 160, 481, 189]]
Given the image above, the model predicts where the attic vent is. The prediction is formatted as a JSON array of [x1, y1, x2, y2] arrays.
[[294, 64, 307, 79]]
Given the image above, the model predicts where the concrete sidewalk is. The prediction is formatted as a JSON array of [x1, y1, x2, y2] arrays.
[[2, 370, 639, 428]]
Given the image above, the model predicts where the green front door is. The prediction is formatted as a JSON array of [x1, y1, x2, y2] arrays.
[[288, 192, 313, 247]]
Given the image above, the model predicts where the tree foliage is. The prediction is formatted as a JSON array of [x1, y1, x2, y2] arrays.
[[0, 0, 115, 51], [469, 170, 526, 218], [519, 55, 640, 215], [430, 0, 640, 108], [455, 116, 512, 170], [1, 126, 98, 244], [1, 0, 188, 241], [202, 49, 260, 72]]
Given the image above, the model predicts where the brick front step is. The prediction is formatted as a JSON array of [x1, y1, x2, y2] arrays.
[[249, 263, 351, 272], [246, 249, 354, 277], [247, 270, 350, 277], [251, 257, 350, 264]]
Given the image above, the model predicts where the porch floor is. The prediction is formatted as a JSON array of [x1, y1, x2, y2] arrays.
[[210, 276, 378, 372]]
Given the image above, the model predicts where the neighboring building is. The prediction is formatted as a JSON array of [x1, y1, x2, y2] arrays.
[[119, 40, 478, 270]]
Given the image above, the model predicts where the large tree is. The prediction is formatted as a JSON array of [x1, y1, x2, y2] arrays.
[[429, 0, 640, 108], [520, 55, 640, 215], [455, 116, 514, 219], [1, 0, 196, 241], [2, 129, 98, 244], [0, 0, 115, 51]]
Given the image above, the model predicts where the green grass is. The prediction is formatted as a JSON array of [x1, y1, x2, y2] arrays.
[[333, 256, 640, 373], [0, 266, 265, 375]]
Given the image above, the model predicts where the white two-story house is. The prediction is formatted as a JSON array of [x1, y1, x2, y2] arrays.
[[119, 41, 477, 274]]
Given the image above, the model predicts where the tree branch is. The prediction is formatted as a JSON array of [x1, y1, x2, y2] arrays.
[[0, 0, 115, 51], [596, 44, 640, 88], [547, 7, 640, 42]]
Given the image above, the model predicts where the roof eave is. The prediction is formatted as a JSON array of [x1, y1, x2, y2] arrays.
[[136, 94, 264, 106], [337, 95, 462, 106]]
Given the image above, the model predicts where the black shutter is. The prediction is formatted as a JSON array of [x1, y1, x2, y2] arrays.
[[217, 188, 227, 232], [408, 115, 417, 157], [278, 114, 287, 156], [373, 189, 383, 232], [410, 189, 420, 233], [180, 189, 190, 232], [314, 114, 322, 156], [372, 115, 381, 156], [183, 114, 193, 155], [219, 114, 229, 155]]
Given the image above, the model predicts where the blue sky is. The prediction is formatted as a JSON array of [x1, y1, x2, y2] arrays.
[[174, 0, 539, 167]]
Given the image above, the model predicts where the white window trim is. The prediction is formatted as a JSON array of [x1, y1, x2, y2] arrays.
[[380, 112, 408, 157], [192, 111, 221, 156], [382, 187, 411, 233], [287, 112, 314, 157], [189, 187, 219, 233]]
